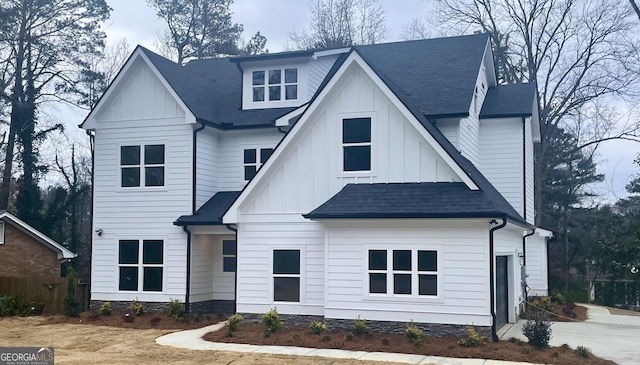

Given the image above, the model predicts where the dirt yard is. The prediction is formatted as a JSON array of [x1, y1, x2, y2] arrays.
[[0, 316, 408, 365]]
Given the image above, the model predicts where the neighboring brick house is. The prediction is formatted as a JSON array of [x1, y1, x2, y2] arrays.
[[0, 211, 76, 278]]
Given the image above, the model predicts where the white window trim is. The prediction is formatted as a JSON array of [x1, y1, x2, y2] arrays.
[[116, 238, 166, 293], [242, 63, 308, 110], [241, 145, 274, 182], [0, 221, 4, 244], [118, 142, 167, 191], [270, 245, 305, 304], [337, 112, 377, 177], [362, 244, 443, 303]]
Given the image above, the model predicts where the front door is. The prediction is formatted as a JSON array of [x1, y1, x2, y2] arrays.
[[495, 256, 509, 329]]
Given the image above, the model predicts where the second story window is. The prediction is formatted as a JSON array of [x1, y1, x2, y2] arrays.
[[121, 144, 165, 188], [252, 68, 298, 102], [342, 117, 371, 172], [244, 147, 273, 181]]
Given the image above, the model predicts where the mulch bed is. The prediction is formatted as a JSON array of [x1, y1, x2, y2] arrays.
[[522, 303, 588, 322], [204, 323, 615, 365], [44, 310, 225, 330]]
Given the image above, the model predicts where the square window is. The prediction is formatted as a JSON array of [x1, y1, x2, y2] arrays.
[[244, 149, 257, 164], [144, 145, 164, 165], [418, 251, 437, 271], [419, 274, 437, 296], [244, 166, 257, 181], [253, 87, 265, 102], [369, 273, 387, 294], [119, 267, 138, 291], [222, 240, 236, 255], [394, 273, 411, 294], [121, 167, 140, 187], [273, 250, 300, 274], [143, 267, 163, 291], [223, 257, 236, 272], [343, 146, 371, 171], [368, 250, 387, 270], [143, 240, 163, 264], [252, 71, 265, 85], [393, 250, 411, 271], [119, 240, 139, 264], [343, 118, 371, 143], [121, 146, 140, 165], [285, 68, 297, 83], [269, 86, 281, 101], [285, 85, 297, 100], [145, 166, 164, 187], [274, 277, 300, 302], [260, 148, 273, 164], [268, 69, 281, 84]]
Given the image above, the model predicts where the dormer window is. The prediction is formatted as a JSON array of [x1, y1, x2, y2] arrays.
[[252, 68, 298, 102]]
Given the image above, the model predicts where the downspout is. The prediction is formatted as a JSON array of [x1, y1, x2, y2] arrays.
[[522, 117, 527, 222], [225, 224, 238, 314], [522, 229, 536, 304], [489, 217, 507, 342], [184, 123, 206, 314], [87, 130, 95, 311]]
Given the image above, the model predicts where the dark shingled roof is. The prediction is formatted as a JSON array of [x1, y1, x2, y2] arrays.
[[175, 191, 241, 226], [480, 83, 537, 118], [305, 182, 527, 225]]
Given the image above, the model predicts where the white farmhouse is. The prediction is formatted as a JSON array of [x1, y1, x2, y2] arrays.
[[81, 33, 552, 340]]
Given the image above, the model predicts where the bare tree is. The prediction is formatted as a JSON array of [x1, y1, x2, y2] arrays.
[[401, 17, 431, 41], [290, 0, 388, 49], [434, 0, 640, 223]]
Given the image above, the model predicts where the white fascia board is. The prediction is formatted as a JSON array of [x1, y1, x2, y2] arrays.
[[224, 52, 480, 223], [312, 47, 351, 59], [81, 47, 196, 130], [0, 212, 77, 259], [274, 104, 308, 127], [531, 93, 541, 142]]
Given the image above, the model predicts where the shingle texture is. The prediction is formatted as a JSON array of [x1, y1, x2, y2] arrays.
[[480, 83, 537, 118], [305, 182, 526, 224], [175, 191, 241, 225]]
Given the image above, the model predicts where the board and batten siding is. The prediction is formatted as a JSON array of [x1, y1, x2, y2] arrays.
[[436, 119, 459, 149], [323, 219, 491, 325], [195, 128, 219, 209], [90, 59, 192, 303], [235, 218, 325, 316], [239, 64, 461, 216], [525, 235, 548, 296], [307, 54, 340, 99], [479, 117, 524, 217], [524, 117, 535, 224]]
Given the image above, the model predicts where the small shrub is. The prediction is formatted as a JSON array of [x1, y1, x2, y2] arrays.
[[98, 301, 112, 316], [458, 327, 486, 347], [522, 313, 552, 349], [129, 299, 144, 315], [0, 294, 32, 317], [529, 296, 553, 312], [310, 320, 327, 335], [552, 293, 566, 305], [576, 345, 591, 358], [353, 316, 369, 336], [405, 321, 423, 346], [345, 333, 354, 341], [262, 308, 283, 337], [64, 268, 80, 317], [228, 314, 243, 332], [167, 299, 185, 318]]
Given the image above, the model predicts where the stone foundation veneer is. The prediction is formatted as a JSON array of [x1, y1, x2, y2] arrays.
[[90, 299, 235, 315], [239, 313, 491, 338]]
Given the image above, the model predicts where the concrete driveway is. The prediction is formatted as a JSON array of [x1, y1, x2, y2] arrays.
[[503, 304, 640, 365]]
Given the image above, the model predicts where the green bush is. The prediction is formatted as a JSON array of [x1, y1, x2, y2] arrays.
[[228, 314, 243, 332], [167, 299, 185, 318], [262, 308, 283, 337], [576, 345, 591, 358], [458, 327, 486, 347], [353, 316, 369, 336], [310, 320, 327, 335], [551, 292, 566, 305], [129, 299, 144, 315], [522, 313, 552, 349], [64, 268, 80, 317], [529, 296, 553, 312], [0, 294, 32, 317], [98, 301, 112, 316], [405, 321, 423, 346]]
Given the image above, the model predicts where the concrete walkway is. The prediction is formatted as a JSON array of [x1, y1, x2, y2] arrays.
[[156, 322, 540, 365], [504, 304, 640, 365]]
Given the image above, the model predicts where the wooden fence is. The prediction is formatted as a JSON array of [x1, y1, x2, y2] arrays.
[[0, 276, 89, 315]]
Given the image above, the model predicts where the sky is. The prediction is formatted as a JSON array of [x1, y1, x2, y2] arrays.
[[76, 0, 639, 202]]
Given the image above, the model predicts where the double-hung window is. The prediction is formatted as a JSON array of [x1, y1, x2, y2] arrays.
[[273, 249, 300, 302], [342, 117, 371, 171], [222, 240, 236, 273], [367, 249, 438, 297], [118, 239, 164, 292], [244, 147, 273, 181], [252, 68, 298, 102], [120, 144, 165, 187]]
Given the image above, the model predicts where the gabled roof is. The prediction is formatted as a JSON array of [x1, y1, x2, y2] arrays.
[[480, 83, 537, 119], [175, 191, 241, 226], [0, 211, 76, 259], [304, 182, 527, 225]]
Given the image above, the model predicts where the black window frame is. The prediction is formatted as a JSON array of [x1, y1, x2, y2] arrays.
[[118, 239, 164, 292], [367, 248, 439, 297], [222, 240, 237, 273], [342, 117, 372, 172], [273, 249, 301, 302], [243, 147, 274, 181], [120, 144, 165, 188]]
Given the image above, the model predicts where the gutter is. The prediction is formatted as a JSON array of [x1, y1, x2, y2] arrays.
[[489, 217, 507, 342]]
